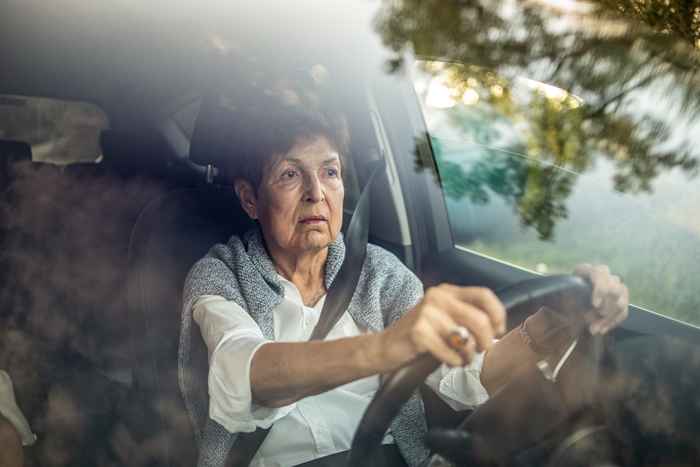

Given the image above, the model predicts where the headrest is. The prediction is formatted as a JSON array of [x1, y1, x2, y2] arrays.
[[188, 95, 238, 169], [101, 129, 206, 185]]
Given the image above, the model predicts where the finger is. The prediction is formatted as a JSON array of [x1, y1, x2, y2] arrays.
[[601, 287, 629, 334], [603, 279, 627, 318], [424, 290, 495, 352], [602, 275, 624, 309], [595, 277, 626, 321], [573, 263, 593, 277], [574, 264, 599, 307], [590, 284, 629, 334], [579, 264, 611, 309], [588, 293, 619, 334], [441, 285, 506, 336], [422, 303, 461, 337], [609, 300, 629, 331], [413, 317, 465, 367], [600, 309, 627, 335], [429, 288, 496, 351], [422, 303, 475, 364], [590, 265, 613, 308], [424, 304, 484, 365], [616, 285, 630, 311], [589, 302, 617, 334], [439, 293, 496, 352]]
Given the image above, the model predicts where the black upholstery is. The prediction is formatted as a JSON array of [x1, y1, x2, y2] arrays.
[[0, 138, 31, 161], [188, 95, 229, 168], [100, 128, 219, 188], [0, 140, 31, 196], [126, 184, 255, 466], [0, 139, 30, 236]]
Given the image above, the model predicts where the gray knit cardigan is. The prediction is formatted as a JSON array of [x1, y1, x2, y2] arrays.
[[179, 228, 430, 467]]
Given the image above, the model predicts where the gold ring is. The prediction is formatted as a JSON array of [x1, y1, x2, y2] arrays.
[[447, 326, 470, 350]]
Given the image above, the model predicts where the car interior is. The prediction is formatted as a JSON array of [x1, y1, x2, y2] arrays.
[[0, 60, 426, 467], [3, 1, 700, 467]]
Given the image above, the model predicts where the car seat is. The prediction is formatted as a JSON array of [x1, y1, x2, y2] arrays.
[[0, 145, 157, 465], [126, 176, 254, 466], [0, 140, 31, 189], [0, 140, 31, 281]]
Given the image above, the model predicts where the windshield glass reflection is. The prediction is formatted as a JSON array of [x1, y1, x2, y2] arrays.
[[376, 0, 700, 325]]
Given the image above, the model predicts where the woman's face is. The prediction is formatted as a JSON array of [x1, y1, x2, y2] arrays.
[[236, 135, 344, 255]]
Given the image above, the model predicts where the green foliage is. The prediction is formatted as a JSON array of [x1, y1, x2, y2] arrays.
[[592, 0, 700, 48]]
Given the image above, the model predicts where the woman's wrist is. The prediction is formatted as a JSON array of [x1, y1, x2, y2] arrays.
[[376, 326, 417, 373], [352, 333, 389, 374]]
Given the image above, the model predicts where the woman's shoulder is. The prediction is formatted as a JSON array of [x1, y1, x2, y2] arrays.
[[195, 233, 247, 263], [186, 235, 244, 281], [364, 243, 421, 286], [363, 244, 424, 323], [183, 235, 247, 308], [365, 243, 406, 270]]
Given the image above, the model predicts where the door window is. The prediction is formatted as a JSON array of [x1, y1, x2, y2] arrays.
[[412, 60, 700, 327]]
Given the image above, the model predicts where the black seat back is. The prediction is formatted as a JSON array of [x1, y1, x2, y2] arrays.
[[126, 184, 254, 466], [0, 140, 31, 243], [0, 139, 31, 188]]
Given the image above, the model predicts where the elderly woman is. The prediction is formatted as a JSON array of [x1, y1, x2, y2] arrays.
[[183, 102, 628, 467]]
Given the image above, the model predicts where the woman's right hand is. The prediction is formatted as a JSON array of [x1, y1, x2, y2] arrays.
[[380, 284, 506, 369]]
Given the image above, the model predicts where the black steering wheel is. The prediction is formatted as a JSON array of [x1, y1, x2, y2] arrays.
[[347, 275, 595, 466]]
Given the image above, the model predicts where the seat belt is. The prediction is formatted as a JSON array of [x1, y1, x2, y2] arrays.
[[225, 159, 385, 467], [308, 159, 382, 340]]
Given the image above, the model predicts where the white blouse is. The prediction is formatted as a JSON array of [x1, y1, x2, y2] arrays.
[[193, 275, 488, 467]]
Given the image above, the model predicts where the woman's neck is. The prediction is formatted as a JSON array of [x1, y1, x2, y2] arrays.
[[268, 246, 328, 306]]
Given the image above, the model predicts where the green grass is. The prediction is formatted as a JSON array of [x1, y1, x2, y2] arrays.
[[459, 221, 700, 327]]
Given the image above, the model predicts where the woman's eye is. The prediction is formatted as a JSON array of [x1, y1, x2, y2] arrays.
[[281, 169, 298, 179], [326, 167, 339, 177]]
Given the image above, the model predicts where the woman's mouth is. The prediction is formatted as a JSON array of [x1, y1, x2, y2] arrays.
[[299, 216, 328, 224]]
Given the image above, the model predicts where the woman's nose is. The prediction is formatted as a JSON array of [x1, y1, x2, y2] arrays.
[[304, 174, 324, 202]]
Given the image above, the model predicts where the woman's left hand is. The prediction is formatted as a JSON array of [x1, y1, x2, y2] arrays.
[[574, 263, 629, 335]]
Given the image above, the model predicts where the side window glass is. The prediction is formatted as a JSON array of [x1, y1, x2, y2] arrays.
[[412, 60, 700, 327]]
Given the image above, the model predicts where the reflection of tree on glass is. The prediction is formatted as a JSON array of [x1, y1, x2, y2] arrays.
[[377, 0, 700, 238], [376, 0, 700, 325], [594, 0, 700, 48], [412, 66, 589, 240]]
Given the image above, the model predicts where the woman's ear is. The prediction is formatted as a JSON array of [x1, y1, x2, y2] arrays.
[[233, 179, 259, 220]]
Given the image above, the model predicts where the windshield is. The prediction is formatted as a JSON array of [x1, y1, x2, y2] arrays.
[[2, 2, 700, 467]]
